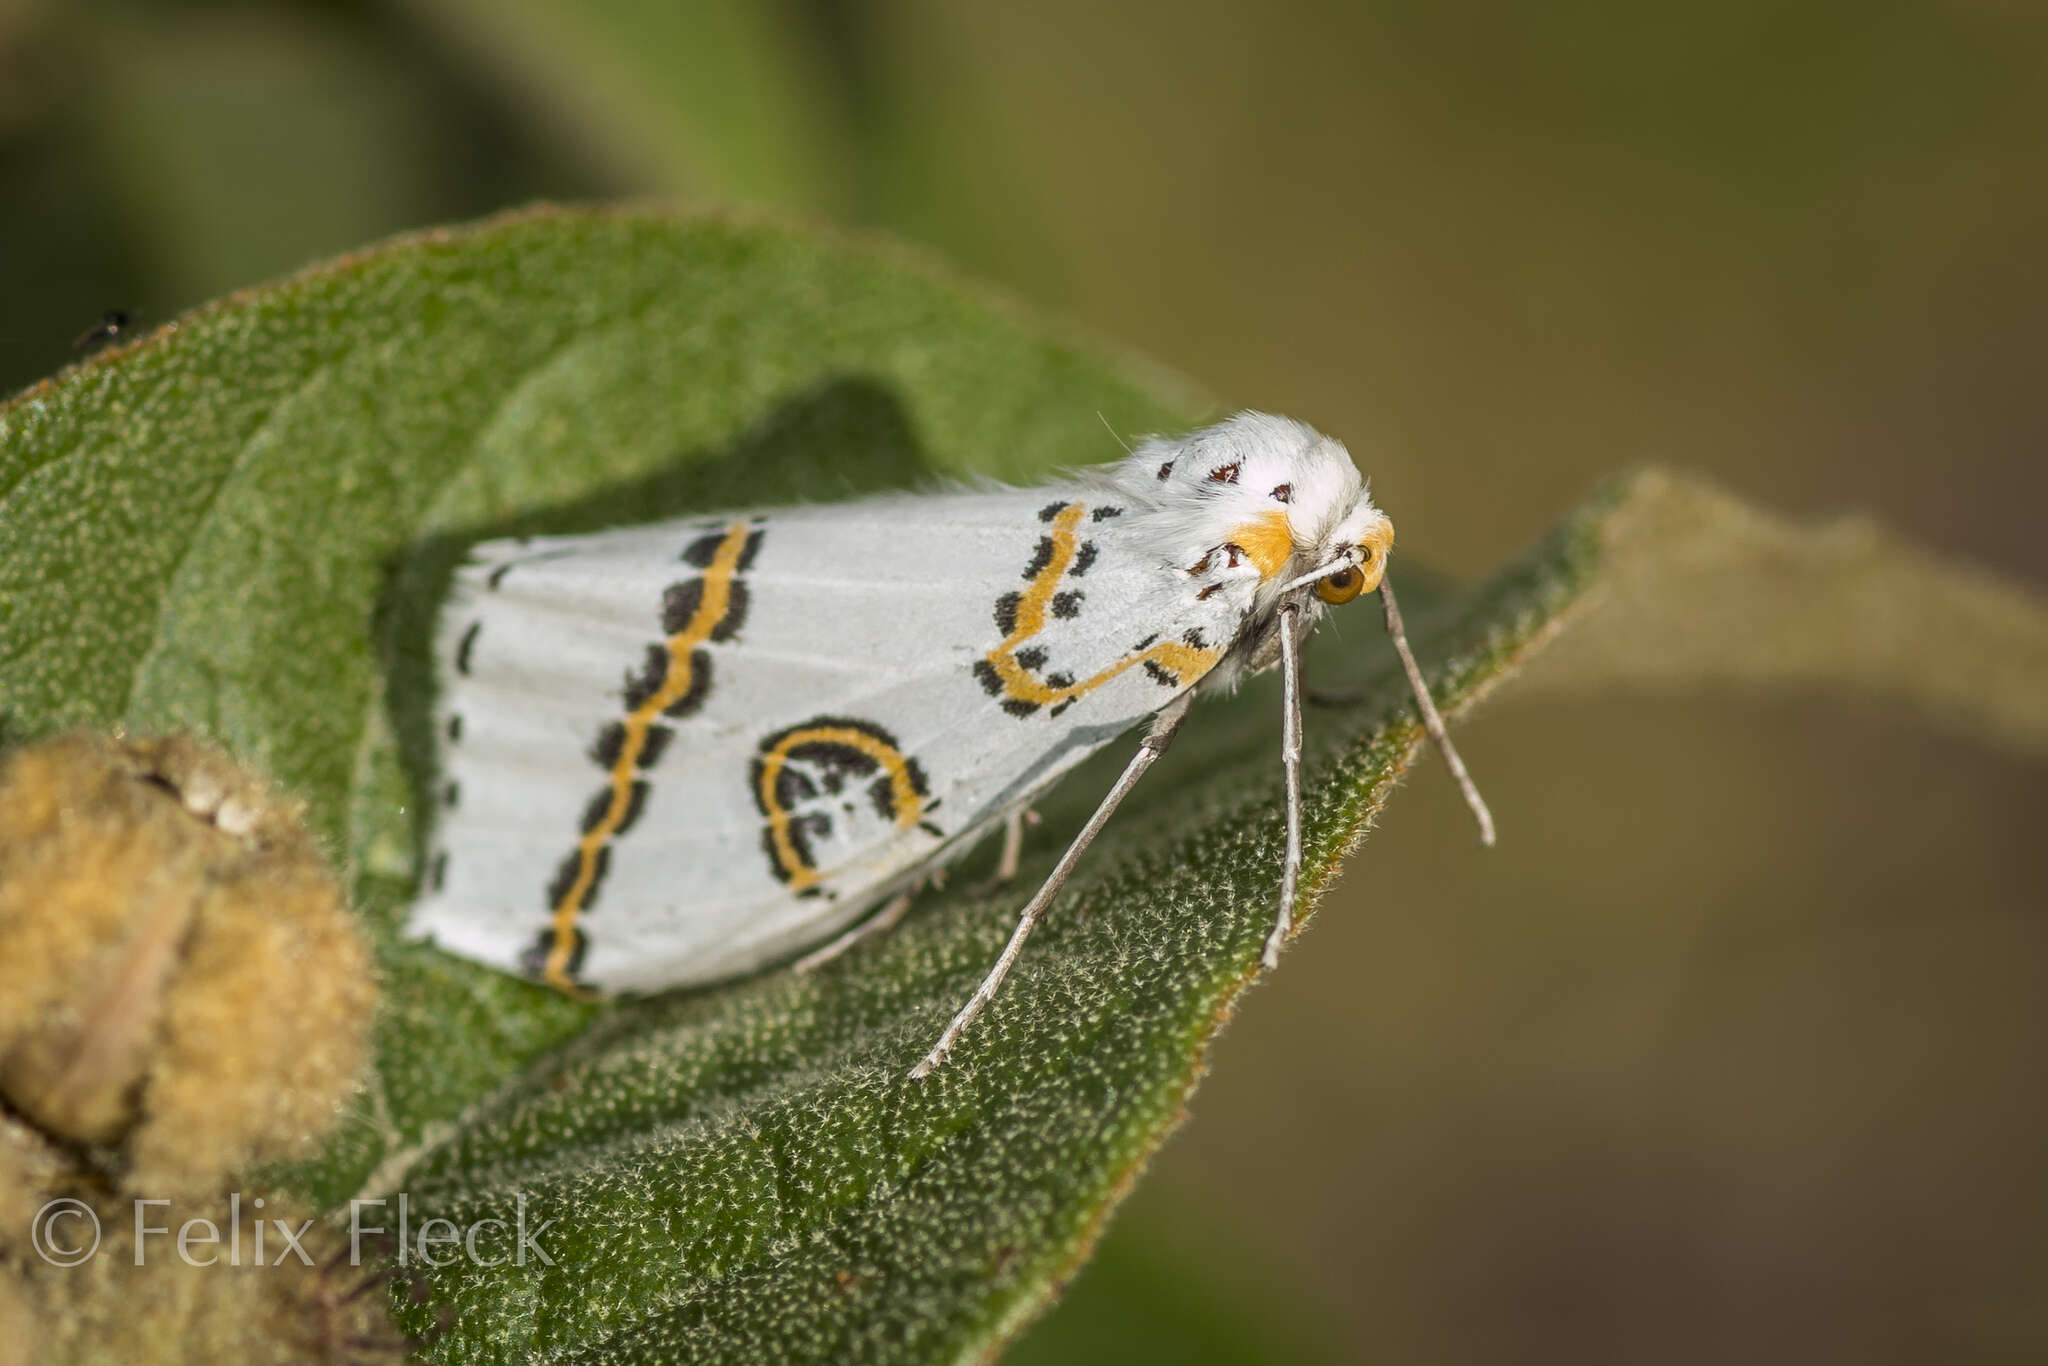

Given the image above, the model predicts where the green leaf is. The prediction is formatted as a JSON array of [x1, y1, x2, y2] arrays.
[[4, 207, 2044, 1363]]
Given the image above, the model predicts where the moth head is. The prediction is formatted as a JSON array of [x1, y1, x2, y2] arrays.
[[1127, 411, 1394, 605]]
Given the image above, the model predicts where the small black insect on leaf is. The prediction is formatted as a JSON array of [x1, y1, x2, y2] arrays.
[[73, 309, 135, 353]]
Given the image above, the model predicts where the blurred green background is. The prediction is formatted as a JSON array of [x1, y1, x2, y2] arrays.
[[6, 2, 2043, 1360]]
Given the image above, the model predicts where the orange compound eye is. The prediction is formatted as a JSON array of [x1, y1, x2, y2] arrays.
[[1316, 566, 1366, 604]]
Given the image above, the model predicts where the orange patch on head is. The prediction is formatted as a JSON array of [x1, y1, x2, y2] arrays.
[[1224, 509, 1297, 579], [1357, 516, 1394, 593]]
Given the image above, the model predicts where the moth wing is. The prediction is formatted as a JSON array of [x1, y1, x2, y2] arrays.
[[413, 485, 1249, 992]]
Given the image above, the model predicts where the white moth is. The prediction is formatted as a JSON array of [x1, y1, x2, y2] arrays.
[[411, 412, 1492, 1076]]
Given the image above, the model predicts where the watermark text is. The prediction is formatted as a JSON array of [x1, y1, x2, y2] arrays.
[[29, 1193, 557, 1269]]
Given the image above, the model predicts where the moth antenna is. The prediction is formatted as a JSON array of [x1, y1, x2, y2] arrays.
[[1379, 579, 1495, 846]]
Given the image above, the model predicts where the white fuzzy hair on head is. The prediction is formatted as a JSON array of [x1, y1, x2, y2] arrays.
[[1104, 411, 1389, 610]]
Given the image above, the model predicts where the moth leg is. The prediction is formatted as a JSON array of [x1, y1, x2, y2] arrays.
[[969, 808, 1037, 894], [909, 690, 1195, 1079], [793, 889, 917, 975], [991, 809, 1028, 885], [1262, 603, 1308, 969]]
